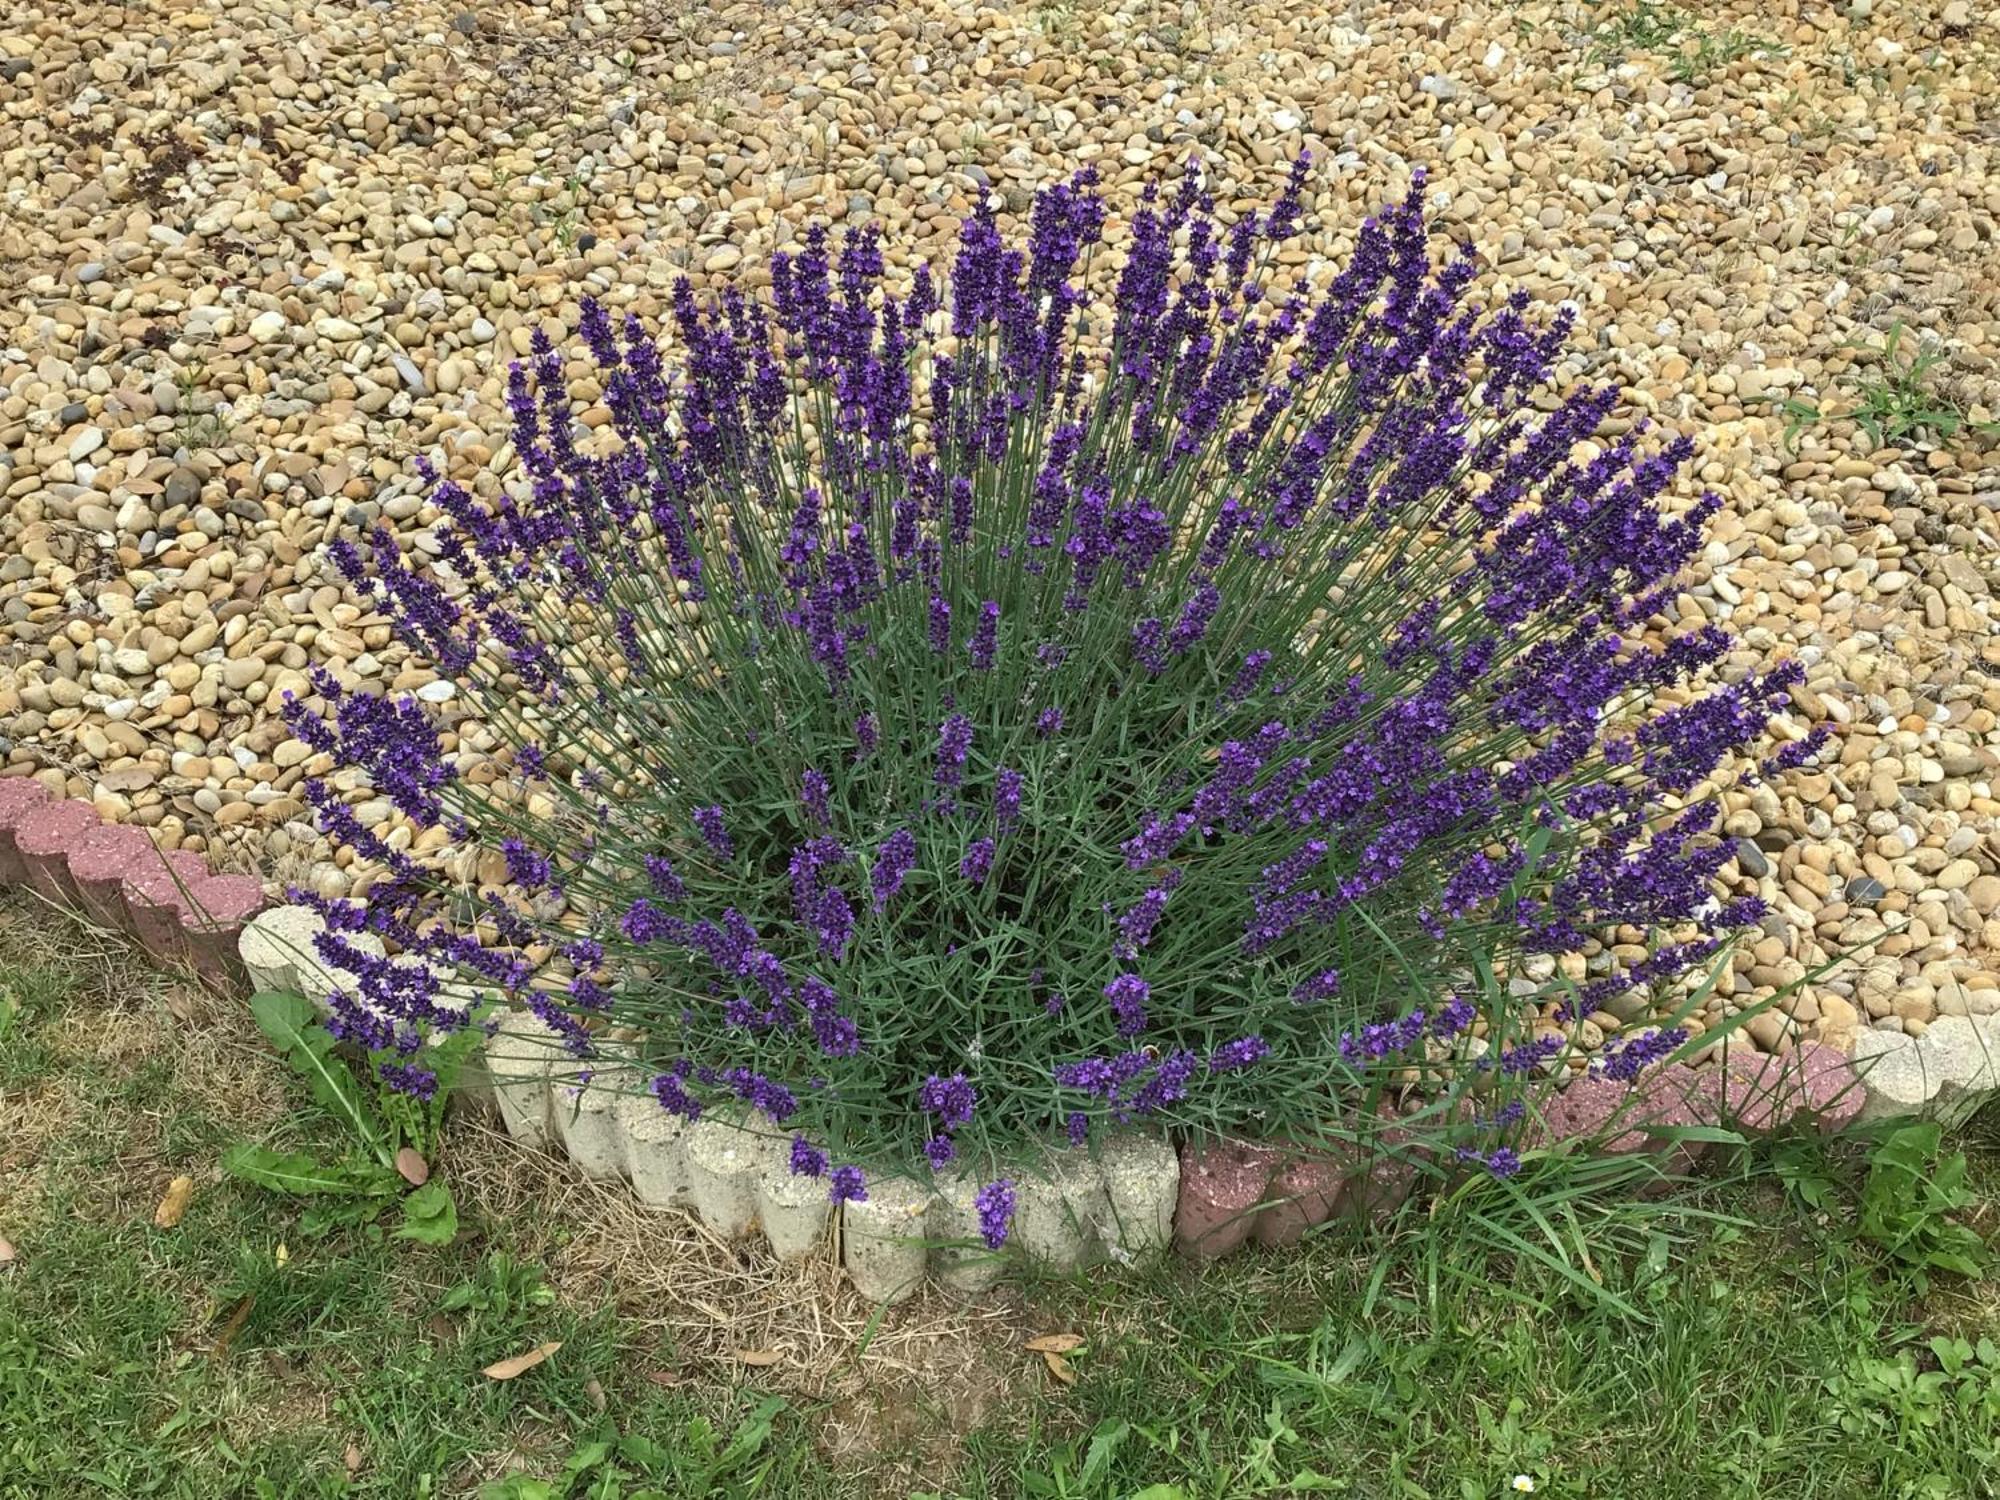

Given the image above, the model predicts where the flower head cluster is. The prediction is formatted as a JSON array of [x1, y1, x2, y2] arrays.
[[280, 156, 1822, 1191]]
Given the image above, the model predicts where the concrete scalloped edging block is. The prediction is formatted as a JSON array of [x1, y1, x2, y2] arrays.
[[1253, 1149, 1349, 1249], [67, 823, 156, 932], [929, 1169, 1007, 1296], [1851, 1017, 2000, 1127], [683, 1115, 770, 1238], [1015, 1149, 1111, 1272], [239, 904, 328, 993], [613, 1090, 691, 1209], [121, 849, 211, 960], [757, 1152, 834, 1261], [1095, 1131, 1180, 1263], [1785, 1040, 1868, 1132], [1174, 1139, 1279, 1261], [487, 1010, 559, 1150], [1851, 1030, 1941, 1122], [1916, 1016, 2000, 1126], [841, 1173, 933, 1304], [553, 1074, 627, 1181]]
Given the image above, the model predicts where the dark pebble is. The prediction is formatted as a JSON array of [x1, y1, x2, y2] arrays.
[[1847, 876, 1886, 907], [1734, 839, 1770, 879]]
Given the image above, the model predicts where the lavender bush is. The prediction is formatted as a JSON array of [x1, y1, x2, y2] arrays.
[[287, 159, 1825, 1230]]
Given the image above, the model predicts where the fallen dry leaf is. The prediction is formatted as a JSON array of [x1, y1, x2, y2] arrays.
[[1024, 1333, 1086, 1355], [154, 1175, 194, 1229], [0, 1235, 16, 1266], [733, 1348, 782, 1367], [482, 1340, 561, 1380], [211, 1295, 255, 1360], [1041, 1350, 1076, 1386], [644, 1369, 688, 1389], [583, 1377, 607, 1412], [393, 1147, 430, 1187], [344, 1444, 364, 1477]]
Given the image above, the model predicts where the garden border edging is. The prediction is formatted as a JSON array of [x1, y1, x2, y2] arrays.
[[0, 776, 1988, 1307]]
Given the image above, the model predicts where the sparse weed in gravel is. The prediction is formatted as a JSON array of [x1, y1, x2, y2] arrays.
[[170, 359, 231, 453], [1585, 1, 1785, 85], [1774, 321, 1999, 453]]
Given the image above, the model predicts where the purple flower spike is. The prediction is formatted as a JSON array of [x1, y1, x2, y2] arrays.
[[828, 1164, 868, 1204], [919, 1071, 978, 1129], [790, 1136, 828, 1177], [871, 827, 918, 910], [995, 768, 1024, 832], [974, 1179, 1016, 1249], [800, 767, 832, 827], [693, 805, 734, 858], [1208, 1036, 1270, 1074], [1103, 973, 1151, 1037], [960, 836, 996, 885], [936, 713, 974, 789]]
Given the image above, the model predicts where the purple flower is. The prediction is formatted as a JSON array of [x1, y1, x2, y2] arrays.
[[1496, 1035, 1566, 1076], [920, 1071, 978, 1129], [693, 805, 734, 858], [936, 713, 974, 789], [1065, 1111, 1089, 1146], [500, 838, 553, 890], [969, 600, 1001, 670], [1592, 1026, 1688, 1083], [1103, 973, 1151, 1037], [377, 1059, 438, 1100], [1035, 706, 1064, 738], [828, 1165, 868, 1204], [924, 1135, 957, 1168], [790, 1136, 828, 1177], [1291, 969, 1342, 1004], [995, 768, 1024, 832], [1484, 1147, 1522, 1179], [870, 828, 918, 910], [960, 836, 996, 885], [643, 855, 685, 902], [928, 593, 952, 655], [974, 1179, 1016, 1249], [800, 767, 832, 827], [854, 712, 879, 756], [1208, 1036, 1270, 1074]]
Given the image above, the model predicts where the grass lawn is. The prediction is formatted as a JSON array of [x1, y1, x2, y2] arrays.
[[3, 892, 1998, 1499]]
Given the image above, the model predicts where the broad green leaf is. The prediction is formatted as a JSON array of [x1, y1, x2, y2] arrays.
[[221, 1144, 399, 1198], [248, 991, 383, 1156], [395, 1182, 459, 1246]]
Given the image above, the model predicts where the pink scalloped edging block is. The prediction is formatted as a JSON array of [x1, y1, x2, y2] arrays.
[[1700, 1049, 1802, 1134], [14, 800, 103, 906], [1787, 1040, 1866, 1132], [1335, 1133, 1421, 1225], [65, 823, 157, 932], [120, 850, 210, 959], [0, 777, 55, 884], [1175, 1139, 1279, 1260], [1253, 1150, 1349, 1248], [181, 873, 269, 988]]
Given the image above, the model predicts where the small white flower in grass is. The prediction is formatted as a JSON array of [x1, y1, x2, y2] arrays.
[[1511, 1477, 1536, 1494]]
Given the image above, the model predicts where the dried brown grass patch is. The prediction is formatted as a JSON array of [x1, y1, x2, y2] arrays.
[[438, 1115, 1072, 1484]]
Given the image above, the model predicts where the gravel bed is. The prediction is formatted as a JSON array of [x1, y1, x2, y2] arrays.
[[2, 0, 1997, 1061]]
